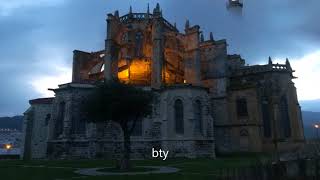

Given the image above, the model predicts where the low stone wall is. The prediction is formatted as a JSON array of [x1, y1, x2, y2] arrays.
[[47, 139, 215, 159]]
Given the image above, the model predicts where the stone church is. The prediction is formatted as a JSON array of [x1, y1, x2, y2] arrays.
[[21, 4, 305, 160]]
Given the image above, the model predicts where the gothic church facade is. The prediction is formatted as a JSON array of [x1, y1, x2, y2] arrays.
[[21, 4, 305, 159]]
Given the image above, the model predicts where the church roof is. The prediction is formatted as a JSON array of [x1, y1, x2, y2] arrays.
[[29, 98, 54, 105]]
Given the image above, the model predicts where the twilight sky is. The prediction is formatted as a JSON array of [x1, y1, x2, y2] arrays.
[[0, 0, 320, 116]]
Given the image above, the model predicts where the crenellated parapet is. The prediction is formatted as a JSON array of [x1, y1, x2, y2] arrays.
[[117, 12, 178, 32], [231, 58, 295, 77], [120, 13, 153, 22]]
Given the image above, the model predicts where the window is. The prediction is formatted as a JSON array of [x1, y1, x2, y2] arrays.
[[262, 99, 271, 138], [174, 99, 184, 134], [280, 96, 291, 138], [239, 129, 249, 151], [55, 102, 65, 138], [236, 98, 248, 117], [240, 129, 249, 136], [45, 114, 51, 126], [72, 100, 87, 135], [100, 64, 105, 72], [135, 32, 143, 57], [71, 117, 86, 135], [122, 32, 128, 43], [194, 100, 203, 135]]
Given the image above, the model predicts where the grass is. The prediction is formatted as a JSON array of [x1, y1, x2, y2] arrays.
[[0, 154, 269, 180]]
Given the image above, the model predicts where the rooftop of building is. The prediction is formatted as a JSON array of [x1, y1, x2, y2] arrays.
[[108, 3, 179, 33], [29, 98, 54, 105], [231, 57, 295, 77]]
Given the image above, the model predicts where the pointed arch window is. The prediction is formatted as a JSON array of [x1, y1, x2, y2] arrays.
[[135, 32, 143, 57], [280, 96, 291, 138], [122, 32, 128, 43], [71, 117, 86, 135], [55, 102, 65, 138], [262, 98, 271, 138], [174, 99, 184, 134], [45, 114, 51, 126], [236, 98, 248, 117], [194, 100, 203, 135], [240, 129, 249, 136]]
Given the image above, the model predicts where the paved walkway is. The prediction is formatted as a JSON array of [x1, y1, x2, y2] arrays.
[[74, 166, 180, 176]]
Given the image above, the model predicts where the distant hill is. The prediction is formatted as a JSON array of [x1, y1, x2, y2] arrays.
[[302, 111, 320, 139], [299, 99, 320, 139], [0, 116, 23, 131]]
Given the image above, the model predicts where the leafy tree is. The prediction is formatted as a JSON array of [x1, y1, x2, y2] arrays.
[[83, 80, 153, 170]]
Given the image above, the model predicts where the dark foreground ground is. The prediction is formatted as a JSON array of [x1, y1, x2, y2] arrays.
[[0, 154, 265, 180]]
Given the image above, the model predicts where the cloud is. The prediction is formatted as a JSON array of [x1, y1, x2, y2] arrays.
[[0, 0, 67, 16], [30, 66, 71, 97], [1, 0, 320, 116], [28, 43, 72, 97], [161, 0, 320, 62], [161, 0, 320, 101], [290, 51, 320, 100], [273, 51, 320, 101]]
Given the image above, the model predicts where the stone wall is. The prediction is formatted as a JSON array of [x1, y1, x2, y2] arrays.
[[214, 68, 305, 153], [21, 98, 53, 159], [214, 88, 263, 153], [46, 84, 215, 159]]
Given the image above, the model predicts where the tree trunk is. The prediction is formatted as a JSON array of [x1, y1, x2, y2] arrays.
[[119, 123, 131, 170]]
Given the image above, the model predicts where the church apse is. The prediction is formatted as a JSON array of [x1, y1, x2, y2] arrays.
[[72, 5, 188, 86], [21, 4, 306, 160], [115, 23, 153, 85]]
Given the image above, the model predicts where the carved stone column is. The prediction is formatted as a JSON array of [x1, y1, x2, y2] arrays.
[[104, 13, 119, 81], [104, 39, 113, 81], [151, 15, 164, 89]]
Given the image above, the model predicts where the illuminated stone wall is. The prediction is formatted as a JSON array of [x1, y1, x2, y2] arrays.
[[118, 58, 151, 85]]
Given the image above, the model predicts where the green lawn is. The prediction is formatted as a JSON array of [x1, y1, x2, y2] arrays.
[[0, 154, 269, 180]]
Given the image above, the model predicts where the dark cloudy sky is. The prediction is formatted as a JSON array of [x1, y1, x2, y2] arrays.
[[0, 0, 320, 116]]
